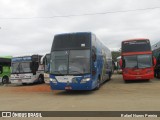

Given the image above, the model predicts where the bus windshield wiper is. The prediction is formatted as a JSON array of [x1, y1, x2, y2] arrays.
[[69, 70, 83, 74], [53, 71, 65, 75]]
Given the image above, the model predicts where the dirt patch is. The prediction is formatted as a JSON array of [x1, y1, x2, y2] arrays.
[[0, 84, 51, 93]]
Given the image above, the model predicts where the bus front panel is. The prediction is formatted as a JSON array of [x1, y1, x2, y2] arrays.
[[50, 74, 93, 90]]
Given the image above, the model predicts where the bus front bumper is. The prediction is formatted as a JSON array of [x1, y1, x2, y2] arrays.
[[50, 81, 93, 90], [44, 77, 50, 84], [10, 78, 36, 84], [123, 74, 154, 80]]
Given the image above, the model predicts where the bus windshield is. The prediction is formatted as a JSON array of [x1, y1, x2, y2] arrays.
[[12, 63, 20, 73], [20, 62, 32, 73], [122, 40, 151, 52], [123, 54, 152, 68], [50, 50, 90, 75], [12, 62, 32, 73]]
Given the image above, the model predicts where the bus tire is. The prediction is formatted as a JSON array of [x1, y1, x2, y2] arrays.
[[95, 77, 100, 90], [38, 75, 44, 84], [157, 72, 160, 78], [108, 72, 112, 80], [124, 80, 130, 83], [2, 76, 9, 84]]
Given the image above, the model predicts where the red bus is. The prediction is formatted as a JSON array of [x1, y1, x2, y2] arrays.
[[120, 38, 156, 81]]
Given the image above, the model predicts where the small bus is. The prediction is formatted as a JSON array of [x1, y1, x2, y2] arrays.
[[43, 53, 50, 84], [10, 55, 44, 84], [152, 41, 160, 78], [116, 56, 122, 74]]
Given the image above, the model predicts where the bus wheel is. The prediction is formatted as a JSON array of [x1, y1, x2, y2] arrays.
[[38, 75, 44, 84], [157, 72, 160, 78], [2, 76, 9, 84], [95, 78, 100, 90]]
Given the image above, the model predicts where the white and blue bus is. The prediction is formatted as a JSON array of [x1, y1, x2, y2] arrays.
[[10, 55, 44, 85], [43, 53, 50, 84], [50, 32, 113, 90]]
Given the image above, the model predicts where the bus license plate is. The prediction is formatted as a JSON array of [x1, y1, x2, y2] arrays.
[[65, 86, 72, 90], [136, 76, 142, 79]]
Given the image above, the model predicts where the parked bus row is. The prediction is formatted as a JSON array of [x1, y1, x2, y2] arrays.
[[0, 54, 50, 85], [0, 32, 114, 91], [1, 32, 160, 91]]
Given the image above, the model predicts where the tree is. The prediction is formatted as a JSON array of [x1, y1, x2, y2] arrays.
[[111, 51, 121, 62]]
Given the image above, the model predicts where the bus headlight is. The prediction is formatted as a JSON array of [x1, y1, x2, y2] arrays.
[[81, 78, 90, 83], [50, 78, 57, 83]]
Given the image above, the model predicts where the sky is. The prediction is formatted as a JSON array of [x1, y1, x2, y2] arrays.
[[0, 0, 160, 56]]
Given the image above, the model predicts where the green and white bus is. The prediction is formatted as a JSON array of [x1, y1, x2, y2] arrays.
[[0, 56, 12, 84]]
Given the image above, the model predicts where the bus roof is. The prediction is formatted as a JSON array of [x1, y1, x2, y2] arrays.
[[54, 32, 92, 36], [152, 41, 160, 51], [0, 58, 11, 63], [122, 38, 149, 42]]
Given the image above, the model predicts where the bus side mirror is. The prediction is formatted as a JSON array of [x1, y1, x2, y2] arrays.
[[153, 57, 156, 67], [119, 59, 122, 68]]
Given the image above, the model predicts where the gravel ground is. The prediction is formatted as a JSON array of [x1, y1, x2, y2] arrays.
[[0, 74, 160, 120]]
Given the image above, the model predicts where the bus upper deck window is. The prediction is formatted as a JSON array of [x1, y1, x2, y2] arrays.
[[92, 47, 97, 62]]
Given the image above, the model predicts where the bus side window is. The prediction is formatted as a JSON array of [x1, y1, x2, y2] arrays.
[[92, 47, 97, 62], [0, 66, 2, 74], [122, 59, 125, 68]]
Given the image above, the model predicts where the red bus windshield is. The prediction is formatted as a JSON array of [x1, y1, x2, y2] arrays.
[[123, 54, 152, 69]]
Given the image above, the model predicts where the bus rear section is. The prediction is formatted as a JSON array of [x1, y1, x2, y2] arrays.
[[10, 55, 44, 85], [121, 39, 155, 81], [50, 32, 112, 90], [0, 56, 11, 84], [152, 41, 160, 78]]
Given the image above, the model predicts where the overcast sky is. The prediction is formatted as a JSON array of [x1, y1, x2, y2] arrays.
[[0, 0, 160, 56]]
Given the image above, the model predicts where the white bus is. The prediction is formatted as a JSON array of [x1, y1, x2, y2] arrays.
[[42, 53, 50, 84], [10, 55, 44, 85], [116, 56, 122, 74]]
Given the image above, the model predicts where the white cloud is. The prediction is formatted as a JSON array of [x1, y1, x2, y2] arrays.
[[0, 0, 160, 56]]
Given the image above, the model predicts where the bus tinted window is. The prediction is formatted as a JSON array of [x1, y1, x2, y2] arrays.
[[122, 40, 151, 52], [0, 58, 11, 65], [69, 50, 90, 74], [51, 33, 91, 51], [123, 54, 152, 68]]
